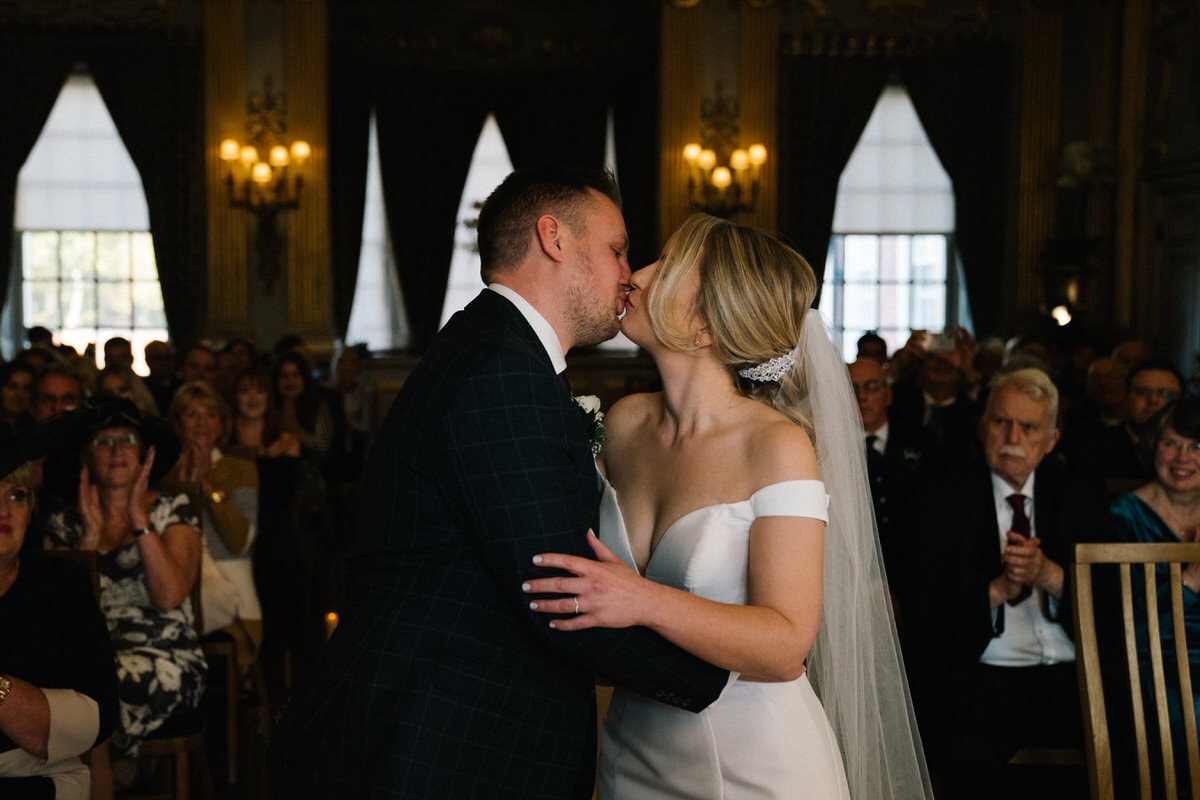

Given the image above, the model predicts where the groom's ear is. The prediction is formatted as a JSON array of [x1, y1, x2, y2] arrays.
[[536, 214, 567, 263]]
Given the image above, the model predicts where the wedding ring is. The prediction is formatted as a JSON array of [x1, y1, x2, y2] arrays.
[[572, 597, 581, 615]]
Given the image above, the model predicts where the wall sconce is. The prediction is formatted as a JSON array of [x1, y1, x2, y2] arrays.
[[219, 79, 310, 292], [682, 85, 766, 218]]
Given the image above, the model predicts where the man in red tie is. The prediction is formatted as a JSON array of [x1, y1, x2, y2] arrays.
[[904, 367, 1114, 800]]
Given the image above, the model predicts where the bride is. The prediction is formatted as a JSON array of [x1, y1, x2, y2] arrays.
[[524, 214, 932, 799]]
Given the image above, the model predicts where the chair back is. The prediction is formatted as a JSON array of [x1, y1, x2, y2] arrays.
[[1072, 541, 1200, 800]]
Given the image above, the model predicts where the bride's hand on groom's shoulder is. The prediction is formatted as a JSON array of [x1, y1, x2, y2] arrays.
[[523, 530, 650, 631]]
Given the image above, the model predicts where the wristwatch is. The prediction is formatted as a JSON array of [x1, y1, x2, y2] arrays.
[[0, 674, 12, 708]]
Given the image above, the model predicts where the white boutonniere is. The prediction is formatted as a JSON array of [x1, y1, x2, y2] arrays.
[[572, 394, 606, 455]]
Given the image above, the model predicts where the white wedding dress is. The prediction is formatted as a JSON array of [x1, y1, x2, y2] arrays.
[[597, 477, 851, 800]]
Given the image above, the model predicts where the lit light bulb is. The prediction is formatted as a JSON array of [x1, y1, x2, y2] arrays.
[[290, 140, 311, 164], [748, 144, 767, 165], [239, 145, 259, 168], [711, 167, 732, 189], [697, 149, 717, 171], [268, 145, 290, 168], [251, 162, 272, 184], [219, 139, 240, 161], [1051, 305, 1072, 326], [729, 149, 749, 170], [683, 142, 702, 163]]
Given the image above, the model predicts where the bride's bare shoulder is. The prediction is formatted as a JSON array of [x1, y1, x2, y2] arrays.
[[746, 411, 819, 483]]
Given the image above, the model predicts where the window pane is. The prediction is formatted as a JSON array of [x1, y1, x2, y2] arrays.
[[910, 283, 946, 330], [131, 234, 157, 280], [132, 282, 168, 328], [62, 280, 96, 328], [98, 282, 132, 327], [96, 233, 132, 281], [23, 232, 60, 279], [843, 282, 879, 330], [911, 235, 947, 282], [61, 232, 97, 281], [843, 236, 879, 282], [25, 281, 60, 328]]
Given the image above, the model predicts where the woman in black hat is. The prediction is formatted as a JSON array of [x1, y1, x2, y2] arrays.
[[41, 401, 207, 775], [0, 449, 118, 800]]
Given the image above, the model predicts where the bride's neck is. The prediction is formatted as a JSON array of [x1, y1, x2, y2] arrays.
[[655, 354, 739, 433]]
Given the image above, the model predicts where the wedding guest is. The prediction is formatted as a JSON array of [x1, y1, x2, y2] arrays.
[[101, 338, 133, 372], [272, 350, 335, 461], [0, 447, 118, 800], [142, 340, 179, 416], [162, 382, 262, 675], [32, 365, 83, 423], [1087, 358, 1184, 484], [1110, 397, 1200, 789], [42, 399, 206, 786], [178, 344, 217, 387], [228, 366, 312, 699], [96, 365, 160, 420], [905, 367, 1113, 799], [0, 361, 35, 431]]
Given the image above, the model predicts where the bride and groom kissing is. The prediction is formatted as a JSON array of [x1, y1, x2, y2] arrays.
[[270, 165, 929, 799]]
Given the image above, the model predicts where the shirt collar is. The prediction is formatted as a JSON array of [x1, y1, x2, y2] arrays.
[[487, 283, 567, 375], [991, 469, 1036, 505]]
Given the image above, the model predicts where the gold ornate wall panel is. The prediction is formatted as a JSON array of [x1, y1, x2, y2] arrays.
[[659, 3, 705, 239], [1114, 0, 1150, 332], [205, 0, 250, 333], [739, 3, 779, 231], [1016, 1, 1062, 319], [284, 0, 330, 338]]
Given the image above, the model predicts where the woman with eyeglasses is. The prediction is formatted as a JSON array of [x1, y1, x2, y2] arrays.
[[41, 399, 205, 792], [1111, 396, 1200, 788]]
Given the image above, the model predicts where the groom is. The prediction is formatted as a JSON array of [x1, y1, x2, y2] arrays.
[[269, 166, 730, 799]]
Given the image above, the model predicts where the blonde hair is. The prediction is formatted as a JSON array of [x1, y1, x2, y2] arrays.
[[1, 461, 35, 510], [647, 214, 819, 428], [169, 380, 232, 445]]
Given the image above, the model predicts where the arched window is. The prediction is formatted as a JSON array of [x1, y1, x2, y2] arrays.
[[3, 69, 169, 370], [818, 84, 971, 361], [345, 112, 408, 351]]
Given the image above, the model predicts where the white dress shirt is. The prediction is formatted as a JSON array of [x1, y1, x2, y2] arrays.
[[488, 283, 567, 376], [979, 471, 1076, 667]]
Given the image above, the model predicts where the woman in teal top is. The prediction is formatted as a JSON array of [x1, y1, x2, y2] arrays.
[[1110, 396, 1200, 780]]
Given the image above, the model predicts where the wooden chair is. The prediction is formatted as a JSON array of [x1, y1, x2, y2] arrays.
[[120, 555, 214, 800], [1072, 542, 1200, 800]]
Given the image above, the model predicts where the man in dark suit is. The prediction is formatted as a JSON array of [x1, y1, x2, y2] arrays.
[[848, 358, 938, 601], [269, 166, 729, 799], [904, 367, 1112, 800]]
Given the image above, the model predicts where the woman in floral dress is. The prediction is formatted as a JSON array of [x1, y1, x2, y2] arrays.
[[42, 400, 206, 763]]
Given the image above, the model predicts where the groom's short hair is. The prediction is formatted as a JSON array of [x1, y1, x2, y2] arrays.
[[477, 165, 621, 282]]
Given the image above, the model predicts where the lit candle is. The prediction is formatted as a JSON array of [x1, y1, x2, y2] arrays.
[[324, 611, 339, 640]]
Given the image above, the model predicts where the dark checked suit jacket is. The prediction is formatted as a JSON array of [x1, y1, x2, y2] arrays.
[[269, 290, 729, 800]]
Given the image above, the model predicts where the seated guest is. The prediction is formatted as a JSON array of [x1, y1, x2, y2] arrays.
[[178, 343, 216, 387], [272, 350, 337, 462], [1086, 357, 1184, 484], [848, 358, 939, 601], [228, 365, 310, 698], [0, 446, 118, 800], [889, 328, 981, 464], [41, 400, 206, 781], [141, 340, 179, 417], [905, 368, 1113, 800], [95, 365, 160, 420], [162, 382, 262, 675], [1110, 397, 1200, 785], [0, 361, 35, 431], [855, 330, 888, 364]]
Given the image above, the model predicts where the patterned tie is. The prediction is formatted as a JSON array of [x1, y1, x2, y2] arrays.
[[1006, 493, 1032, 605]]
